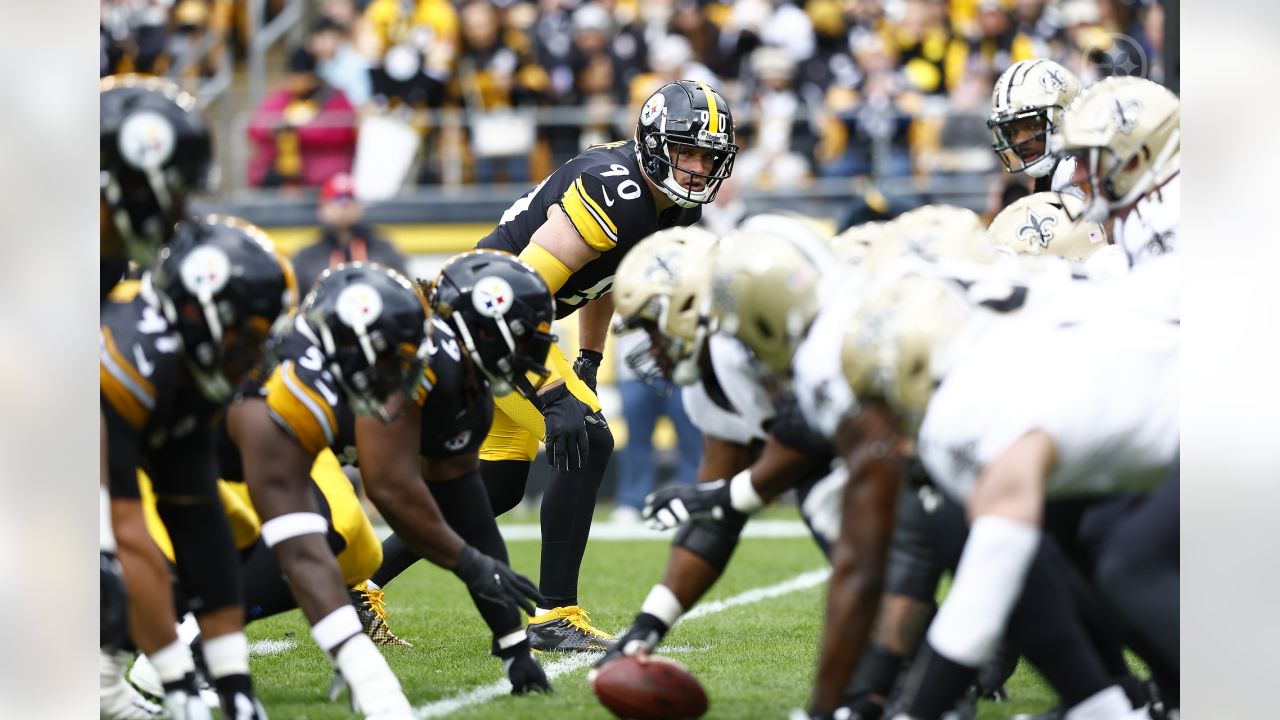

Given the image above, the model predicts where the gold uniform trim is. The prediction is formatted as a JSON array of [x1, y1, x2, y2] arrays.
[[264, 361, 336, 455], [560, 178, 618, 252], [100, 326, 156, 430]]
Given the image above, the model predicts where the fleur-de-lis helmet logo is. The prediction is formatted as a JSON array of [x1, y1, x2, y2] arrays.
[[1016, 208, 1058, 249], [1040, 68, 1068, 92], [1109, 97, 1142, 135]]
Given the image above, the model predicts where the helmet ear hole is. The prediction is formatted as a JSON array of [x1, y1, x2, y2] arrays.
[[755, 317, 774, 340]]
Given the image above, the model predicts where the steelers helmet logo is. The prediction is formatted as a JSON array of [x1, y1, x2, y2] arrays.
[[472, 276, 515, 318], [119, 111, 176, 170], [640, 92, 666, 127], [179, 245, 231, 296], [335, 283, 384, 329]]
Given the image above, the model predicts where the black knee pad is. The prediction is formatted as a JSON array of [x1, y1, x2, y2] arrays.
[[885, 489, 947, 602], [156, 499, 243, 615], [585, 414, 615, 473], [432, 470, 507, 563], [481, 460, 531, 517], [674, 515, 746, 571]]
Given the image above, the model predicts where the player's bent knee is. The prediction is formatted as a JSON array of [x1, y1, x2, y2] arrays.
[[337, 518, 383, 587], [158, 499, 244, 614], [673, 517, 745, 571]]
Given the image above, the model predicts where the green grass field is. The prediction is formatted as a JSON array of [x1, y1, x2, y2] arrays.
[[246, 508, 1061, 719]]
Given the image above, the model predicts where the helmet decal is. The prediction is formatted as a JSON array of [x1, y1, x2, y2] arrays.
[[335, 282, 384, 329], [118, 111, 177, 170], [179, 245, 231, 296], [640, 93, 665, 126], [1016, 208, 1058, 249], [472, 276, 515, 318], [1108, 98, 1142, 135], [1040, 68, 1069, 92]]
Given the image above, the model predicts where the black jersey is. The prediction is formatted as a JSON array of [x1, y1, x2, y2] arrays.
[[477, 139, 701, 318], [101, 281, 223, 498], [416, 317, 493, 457]]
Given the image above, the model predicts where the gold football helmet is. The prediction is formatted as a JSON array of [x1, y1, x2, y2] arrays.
[[613, 226, 719, 385], [1056, 76, 1180, 222], [989, 192, 1108, 262], [989, 59, 1082, 178], [830, 221, 889, 266], [841, 273, 972, 433], [860, 205, 998, 276], [711, 217, 835, 374]]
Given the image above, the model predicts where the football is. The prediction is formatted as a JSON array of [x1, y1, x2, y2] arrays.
[[590, 655, 709, 719]]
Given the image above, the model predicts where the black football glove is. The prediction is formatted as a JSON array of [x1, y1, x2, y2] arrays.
[[453, 545, 546, 617], [572, 349, 603, 394], [642, 479, 741, 531], [538, 384, 595, 472], [498, 640, 553, 695], [100, 550, 130, 652], [593, 612, 668, 671]]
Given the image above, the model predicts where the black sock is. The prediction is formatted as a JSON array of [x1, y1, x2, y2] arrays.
[[539, 420, 613, 607], [481, 460, 531, 517], [162, 671, 202, 697], [212, 673, 255, 715], [239, 541, 299, 622], [845, 643, 905, 705], [431, 471, 521, 635], [371, 533, 420, 588], [898, 643, 977, 719]]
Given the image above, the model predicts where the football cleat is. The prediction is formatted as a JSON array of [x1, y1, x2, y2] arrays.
[[350, 582, 412, 647], [101, 651, 165, 719], [526, 606, 615, 652]]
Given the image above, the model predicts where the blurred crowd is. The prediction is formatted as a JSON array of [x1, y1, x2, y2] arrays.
[[102, 0, 1168, 191]]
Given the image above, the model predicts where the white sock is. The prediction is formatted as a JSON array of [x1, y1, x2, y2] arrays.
[[149, 638, 196, 685], [640, 584, 685, 628], [100, 488, 116, 552], [334, 634, 412, 714], [202, 632, 250, 679]]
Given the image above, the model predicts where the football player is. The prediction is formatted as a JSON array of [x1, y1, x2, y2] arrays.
[[350, 251, 558, 694], [224, 263, 438, 718], [472, 79, 738, 650], [843, 269, 1178, 720], [100, 74, 213, 718], [1056, 76, 1180, 270], [988, 59, 1082, 194], [102, 216, 295, 719], [594, 221, 860, 688]]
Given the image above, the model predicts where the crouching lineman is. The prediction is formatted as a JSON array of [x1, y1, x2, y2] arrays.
[[100, 74, 215, 719], [227, 261, 551, 713], [471, 80, 738, 650], [346, 251, 560, 693], [102, 216, 296, 719], [594, 220, 875, 693]]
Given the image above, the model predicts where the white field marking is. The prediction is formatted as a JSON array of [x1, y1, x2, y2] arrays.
[[375, 519, 810, 542], [249, 638, 297, 656], [414, 567, 832, 718]]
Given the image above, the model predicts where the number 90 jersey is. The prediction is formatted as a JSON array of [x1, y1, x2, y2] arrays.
[[477, 140, 702, 319]]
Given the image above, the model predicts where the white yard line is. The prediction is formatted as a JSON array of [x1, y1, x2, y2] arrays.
[[375, 519, 811, 542], [248, 638, 297, 656], [414, 567, 832, 718]]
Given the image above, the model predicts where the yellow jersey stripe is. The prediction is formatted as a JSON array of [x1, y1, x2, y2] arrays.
[[574, 178, 618, 236], [698, 81, 719, 133], [282, 362, 338, 445], [101, 363, 150, 429], [101, 327, 156, 401], [263, 362, 332, 454], [560, 180, 617, 251]]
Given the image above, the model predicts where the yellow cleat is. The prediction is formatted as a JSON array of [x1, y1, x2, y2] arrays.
[[526, 606, 615, 652], [349, 581, 412, 647]]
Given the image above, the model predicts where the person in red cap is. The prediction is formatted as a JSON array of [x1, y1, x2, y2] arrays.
[[291, 172, 408, 293]]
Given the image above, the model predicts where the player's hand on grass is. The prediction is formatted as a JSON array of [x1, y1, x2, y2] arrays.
[[642, 479, 739, 530], [453, 545, 546, 616]]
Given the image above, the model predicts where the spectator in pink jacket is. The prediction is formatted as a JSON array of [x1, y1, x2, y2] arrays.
[[247, 47, 358, 188]]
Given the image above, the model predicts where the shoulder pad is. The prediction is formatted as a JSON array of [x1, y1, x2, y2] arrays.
[[262, 359, 340, 455], [559, 171, 623, 252]]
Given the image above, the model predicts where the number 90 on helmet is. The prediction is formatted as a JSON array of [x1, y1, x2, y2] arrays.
[[635, 80, 739, 209], [300, 263, 432, 423], [428, 250, 557, 399]]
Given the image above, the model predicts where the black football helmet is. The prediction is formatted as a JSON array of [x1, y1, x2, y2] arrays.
[[429, 250, 556, 399], [147, 215, 298, 402], [634, 80, 738, 208], [101, 74, 214, 265], [300, 263, 431, 421]]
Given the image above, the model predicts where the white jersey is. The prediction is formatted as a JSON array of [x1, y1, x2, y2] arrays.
[[792, 289, 862, 442], [918, 302, 1179, 502], [1051, 155, 1083, 197], [682, 333, 775, 445], [1115, 174, 1180, 267]]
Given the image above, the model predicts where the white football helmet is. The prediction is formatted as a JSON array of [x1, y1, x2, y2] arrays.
[[613, 226, 719, 386], [988, 192, 1108, 262], [989, 59, 1082, 178], [1056, 76, 1180, 223]]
